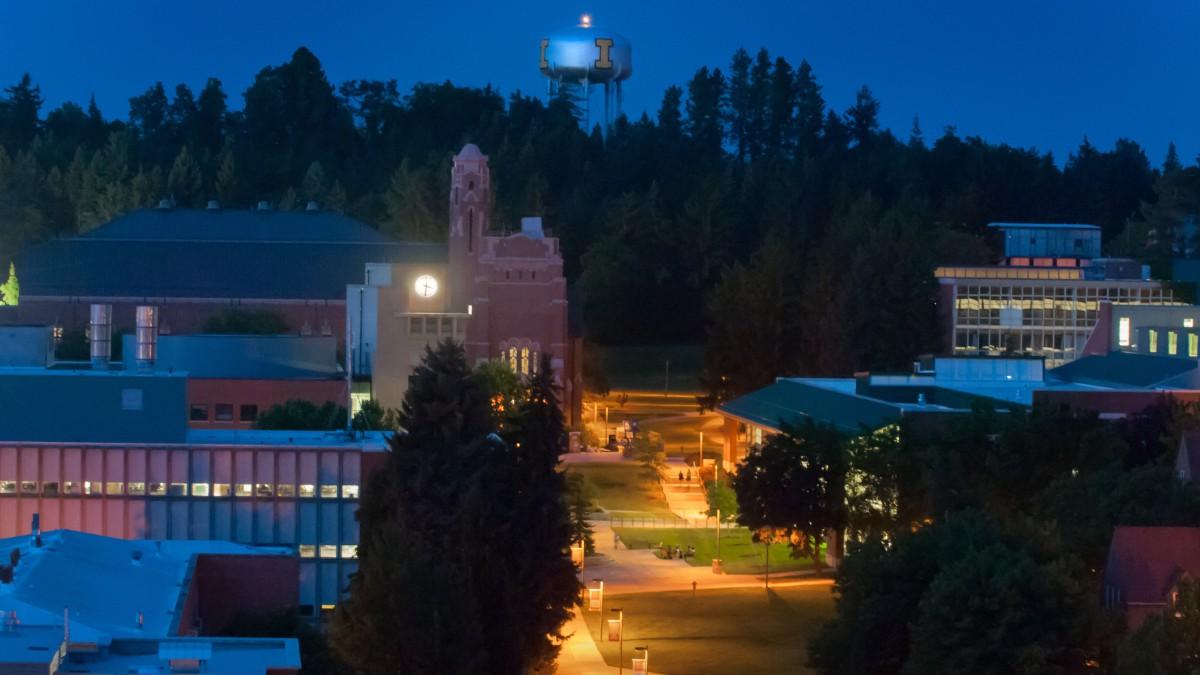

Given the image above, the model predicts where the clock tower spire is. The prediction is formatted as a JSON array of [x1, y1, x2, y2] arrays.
[[448, 144, 490, 313]]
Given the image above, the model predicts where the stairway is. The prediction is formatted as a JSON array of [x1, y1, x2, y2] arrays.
[[659, 461, 709, 520]]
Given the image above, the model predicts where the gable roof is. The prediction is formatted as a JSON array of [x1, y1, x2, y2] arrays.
[[718, 379, 904, 435], [1048, 351, 1199, 389], [16, 208, 447, 301], [1105, 526, 1200, 607]]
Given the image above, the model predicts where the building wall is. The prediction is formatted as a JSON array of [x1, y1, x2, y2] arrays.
[[185, 554, 300, 635], [187, 379, 349, 429], [1, 298, 346, 346], [1035, 390, 1200, 417], [0, 443, 364, 615]]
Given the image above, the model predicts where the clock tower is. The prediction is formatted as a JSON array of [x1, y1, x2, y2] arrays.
[[448, 144, 490, 313]]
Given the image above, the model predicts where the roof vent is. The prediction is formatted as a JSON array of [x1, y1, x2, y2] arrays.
[[305, 200, 320, 212], [206, 200, 220, 211], [256, 200, 272, 212], [157, 198, 172, 210]]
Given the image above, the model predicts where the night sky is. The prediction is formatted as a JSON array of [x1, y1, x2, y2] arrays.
[[2, 0, 1197, 165]]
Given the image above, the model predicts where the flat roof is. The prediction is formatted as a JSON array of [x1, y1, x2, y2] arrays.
[[185, 428, 390, 449]]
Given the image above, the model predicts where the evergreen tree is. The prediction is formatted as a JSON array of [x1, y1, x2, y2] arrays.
[[301, 160, 328, 204], [657, 85, 684, 137], [766, 56, 796, 158], [167, 146, 203, 206], [383, 159, 442, 241], [793, 60, 824, 156], [1164, 141, 1182, 175], [214, 144, 244, 207], [195, 78, 228, 157], [845, 85, 880, 147], [2, 74, 43, 150], [726, 48, 753, 161], [0, 263, 17, 306], [685, 66, 725, 162]]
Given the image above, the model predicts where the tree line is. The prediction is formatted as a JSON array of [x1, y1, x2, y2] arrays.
[[0, 46, 1193, 376]]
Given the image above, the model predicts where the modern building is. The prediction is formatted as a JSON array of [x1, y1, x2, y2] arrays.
[[0, 529, 301, 674], [348, 144, 580, 419], [938, 222, 1174, 367], [0, 364, 384, 616], [1082, 301, 1200, 359], [1, 203, 443, 342], [1103, 526, 1200, 630]]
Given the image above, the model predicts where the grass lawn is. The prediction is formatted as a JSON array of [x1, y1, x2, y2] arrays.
[[566, 464, 674, 517], [612, 526, 822, 575], [581, 586, 834, 675], [588, 343, 704, 391]]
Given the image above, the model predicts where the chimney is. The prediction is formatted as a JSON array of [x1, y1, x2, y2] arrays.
[[135, 306, 158, 372], [206, 200, 220, 211], [30, 513, 39, 548], [305, 200, 320, 212], [88, 304, 112, 369]]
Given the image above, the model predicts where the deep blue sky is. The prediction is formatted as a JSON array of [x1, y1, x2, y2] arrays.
[[1, 1, 1196, 166]]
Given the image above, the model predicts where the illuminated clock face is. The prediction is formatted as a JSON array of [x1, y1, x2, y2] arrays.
[[414, 274, 439, 298]]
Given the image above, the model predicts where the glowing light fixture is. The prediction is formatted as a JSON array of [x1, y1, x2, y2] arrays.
[[580, 13, 592, 27], [414, 274, 438, 298]]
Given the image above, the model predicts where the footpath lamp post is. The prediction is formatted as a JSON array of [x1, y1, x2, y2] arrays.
[[587, 578, 604, 616], [632, 646, 649, 675], [607, 608, 624, 675]]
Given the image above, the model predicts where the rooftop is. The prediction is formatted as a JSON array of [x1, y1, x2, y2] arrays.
[[1105, 526, 1200, 606], [988, 222, 1100, 231], [135, 334, 343, 380], [1047, 351, 1200, 389], [15, 208, 446, 301]]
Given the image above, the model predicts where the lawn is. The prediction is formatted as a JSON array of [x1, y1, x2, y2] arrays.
[[581, 586, 835, 675], [587, 343, 704, 392], [566, 463, 674, 517], [612, 526, 822, 575]]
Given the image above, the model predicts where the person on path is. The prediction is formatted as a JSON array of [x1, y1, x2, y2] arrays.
[[678, 470, 684, 481]]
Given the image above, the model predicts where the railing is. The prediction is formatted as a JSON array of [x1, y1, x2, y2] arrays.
[[607, 514, 718, 529]]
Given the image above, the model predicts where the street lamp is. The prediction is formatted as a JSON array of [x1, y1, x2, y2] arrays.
[[587, 578, 604, 615], [570, 541, 585, 570], [608, 608, 624, 675], [632, 646, 649, 675]]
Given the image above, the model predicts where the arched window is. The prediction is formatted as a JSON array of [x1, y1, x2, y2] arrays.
[[520, 347, 530, 375], [508, 347, 518, 372]]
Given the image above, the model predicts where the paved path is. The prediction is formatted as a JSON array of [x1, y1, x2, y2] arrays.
[[556, 606, 620, 675]]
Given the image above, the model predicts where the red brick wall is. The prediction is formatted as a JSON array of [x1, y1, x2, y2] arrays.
[[181, 554, 300, 636], [187, 379, 349, 429], [1035, 390, 1200, 416]]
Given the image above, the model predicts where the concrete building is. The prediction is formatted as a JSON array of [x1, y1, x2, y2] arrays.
[[348, 144, 579, 420], [0, 529, 300, 674], [938, 223, 1174, 367], [1082, 301, 1200, 359]]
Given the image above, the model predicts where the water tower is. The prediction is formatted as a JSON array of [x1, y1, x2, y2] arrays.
[[539, 14, 633, 132]]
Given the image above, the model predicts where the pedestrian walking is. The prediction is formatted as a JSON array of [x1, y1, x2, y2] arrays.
[[678, 470, 684, 481]]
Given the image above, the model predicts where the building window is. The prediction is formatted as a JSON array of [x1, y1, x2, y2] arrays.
[[239, 405, 258, 422], [341, 545, 358, 559], [441, 317, 452, 334], [43, 482, 59, 497], [215, 404, 234, 422], [235, 483, 252, 498], [299, 545, 316, 559], [1187, 318, 1196, 328], [410, 317, 422, 335], [508, 347, 518, 372], [0, 481, 14, 495], [127, 482, 146, 496], [63, 481, 80, 496], [425, 317, 438, 334], [1150, 329, 1159, 353], [520, 347, 530, 375], [20, 481, 37, 495], [149, 482, 166, 496], [256, 483, 274, 498], [105, 482, 124, 496], [190, 405, 208, 422], [319, 545, 338, 559], [212, 483, 231, 497], [277, 484, 295, 498], [168, 483, 187, 497], [1190, 334, 1198, 358], [191, 483, 210, 497], [299, 484, 316, 498], [342, 485, 360, 499], [84, 481, 98, 496], [1118, 317, 1130, 347], [1170, 331, 1179, 356], [320, 485, 338, 499], [52, 325, 63, 343]]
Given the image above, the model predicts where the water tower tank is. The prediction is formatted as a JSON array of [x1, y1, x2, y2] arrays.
[[539, 14, 632, 131]]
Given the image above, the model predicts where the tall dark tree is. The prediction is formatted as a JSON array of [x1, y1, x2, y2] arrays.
[[2, 74, 43, 150], [845, 85, 880, 147]]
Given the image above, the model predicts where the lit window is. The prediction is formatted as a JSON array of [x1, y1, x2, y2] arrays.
[[319, 545, 338, 559], [235, 484, 252, 498], [168, 483, 187, 497], [299, 484, 315, 498], [520, 347, 530, 375], [256, 483, 273, 498], [1191, 334, 1198, 358], [105, 482, 124, 496], [215, 404, 234, 422], [43, 482, 59, 497], [63, 481, 80, 496], [149, 483, 166, 496], [341, 545, 358, 559], [531, 351, 539, 373], [1150, 329, 1159, 353], [341, 485, 360, 499], [320, 485, 338, 499], [320, 604, 336, 615], [239, 405, 258, 422], [0, 481, 14, 495], [20, 481, 37, 495], [189, 405, 208, 422], [1187, 318, 1196, 328], [212, 484, 231, 497], [508, 347, 517, 372], [127, 482, 146, 496], [298, 545, 316, 558], [52, 325, 63, 343], [1170, 331, 1179, 356], [276, 484, 295, 497], [1118, 317, 1131, 347], [191, 483, 209, 497], [84, 481, 98, 496]]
